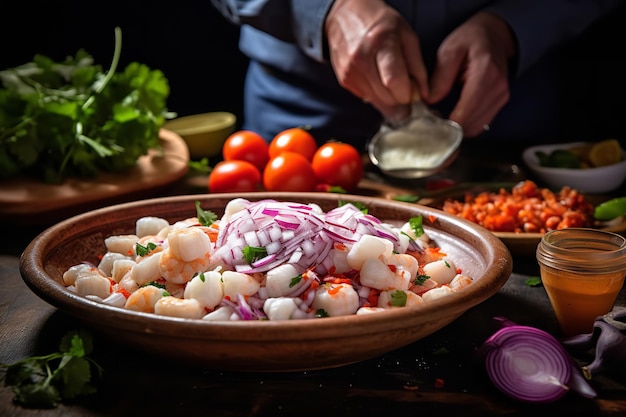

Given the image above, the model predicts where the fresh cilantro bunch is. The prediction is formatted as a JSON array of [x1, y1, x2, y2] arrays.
[[0, 27, 173, 183], [1, 330, 103, 408]]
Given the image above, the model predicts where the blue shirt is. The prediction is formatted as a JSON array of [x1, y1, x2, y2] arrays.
[[212, 0, 621, 146]]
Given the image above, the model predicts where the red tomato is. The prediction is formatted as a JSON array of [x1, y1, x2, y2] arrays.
[[312, 142, 363, 191], [208, 160, 262, 193], [222, 130, 270, 172], [263, 152, 319, 192], [269, 127, 318, 161]]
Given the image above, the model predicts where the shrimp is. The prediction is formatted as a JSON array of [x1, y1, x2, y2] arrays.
[[359, 257, 411, 291], [159, 249, 210, 284], [449, 274, 473, 291], [158, 226, 213, 284], [125, 285, 168, 313], [117, 271, 140, 294], [312, 282, 359, 317], [409, 247, 447, 267], [154, 296, 205, 319]]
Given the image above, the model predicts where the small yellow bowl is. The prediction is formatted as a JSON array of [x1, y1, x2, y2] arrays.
[[164, 112, 237, 159]]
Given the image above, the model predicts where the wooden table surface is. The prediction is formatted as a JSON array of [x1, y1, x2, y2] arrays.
[[1, 143, 626, 416]]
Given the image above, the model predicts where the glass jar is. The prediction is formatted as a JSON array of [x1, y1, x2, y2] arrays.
[[536, 228, 626, 336]]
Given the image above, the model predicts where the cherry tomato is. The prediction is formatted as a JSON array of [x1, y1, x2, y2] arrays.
[[263, 152, 319, 192], [269, 127, 318, 161], [312, 142, 363, 191], [208, 160, 262, 193], [222, 130, 270, 172]]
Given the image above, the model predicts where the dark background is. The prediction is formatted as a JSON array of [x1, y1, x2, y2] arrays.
[[1, 2, 625, 143], [0, 2, 248, 123]]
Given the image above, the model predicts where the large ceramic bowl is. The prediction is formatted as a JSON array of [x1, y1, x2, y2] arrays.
[[522, 142, 626, 194], [20, 193, 512, 372]]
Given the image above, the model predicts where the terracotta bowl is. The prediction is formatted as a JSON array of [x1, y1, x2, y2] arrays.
[[20, 193, 512, 372]]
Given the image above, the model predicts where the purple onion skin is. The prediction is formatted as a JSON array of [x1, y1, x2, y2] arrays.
[[561, 308, 626, 380], [481, 316, 597, 402]]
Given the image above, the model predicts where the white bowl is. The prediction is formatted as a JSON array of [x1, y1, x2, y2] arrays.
[[522, 142, 626, 194]]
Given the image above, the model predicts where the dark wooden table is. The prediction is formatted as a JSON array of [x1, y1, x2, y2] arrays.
[[2, 142, 626, 416]]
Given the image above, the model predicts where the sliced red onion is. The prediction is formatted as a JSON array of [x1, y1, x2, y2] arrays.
[[480, 317, 597, 403], [213, 199, 406, 274]]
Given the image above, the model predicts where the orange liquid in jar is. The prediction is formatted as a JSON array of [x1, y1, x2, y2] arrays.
[[540, 265, 625, 336]]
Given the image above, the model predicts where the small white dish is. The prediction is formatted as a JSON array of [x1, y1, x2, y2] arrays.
[[522, 142, 626, 194]]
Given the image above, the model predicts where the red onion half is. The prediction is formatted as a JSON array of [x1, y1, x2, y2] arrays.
[[479, 317, 597, 403]]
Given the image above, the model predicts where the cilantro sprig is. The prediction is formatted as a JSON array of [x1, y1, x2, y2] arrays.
[[0, 27, 174, 183], [1, 330, 103, 408]]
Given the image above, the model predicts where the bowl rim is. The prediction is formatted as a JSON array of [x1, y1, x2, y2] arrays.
[[19, 192, 513, 343]]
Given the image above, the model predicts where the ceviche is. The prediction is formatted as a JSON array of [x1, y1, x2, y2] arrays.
[[62, 198, 474, 321]]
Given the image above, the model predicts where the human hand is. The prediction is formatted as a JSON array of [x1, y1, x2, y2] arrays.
[[324, 0, 429, 121], [428, 12, 517, 137]]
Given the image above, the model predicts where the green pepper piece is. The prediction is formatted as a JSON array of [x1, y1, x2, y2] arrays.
[[594, 197, 626, 221]]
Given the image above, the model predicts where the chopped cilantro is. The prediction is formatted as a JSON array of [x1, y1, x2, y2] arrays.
[[0, 330, 103, 408], [289, 274, 303, 288], [390, 290, 408, 307], [141, 281, 166, 289], [135, 241, 157, 257], [0, 27, 173, 183], [242, 246, 268, 264], [414, 274, 430, 286], [409, 216, 424, 237], [525, 277, 543, 287], [315, 309, 329, 318], [195, 201, 218, 226]]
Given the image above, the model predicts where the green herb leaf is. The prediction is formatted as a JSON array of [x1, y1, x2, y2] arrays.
[[409, 216, 424, 237], [393, 194, 420, 203], [414, 274, 429, 286], [0, 27, 173, 183], [242, 246, 268, 264], [525, 277, 542, 287], [195, 201, 218, 226], [135, 241, 157, 257], [289, 274, 303, 288], [0, 330, 102, 409], [390, 290, 408, 307]]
